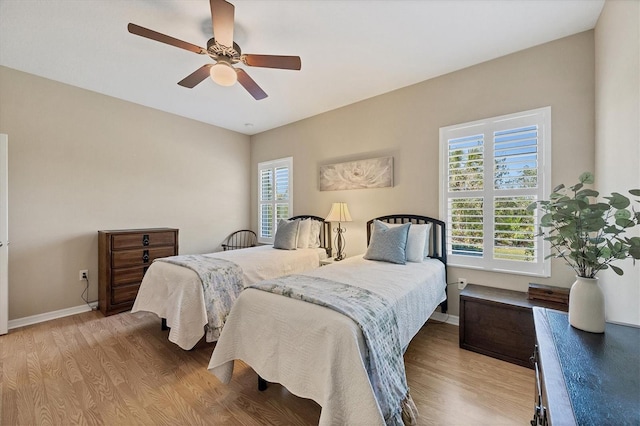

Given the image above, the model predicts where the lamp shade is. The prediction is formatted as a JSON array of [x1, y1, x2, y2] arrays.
[[325, 202, 352, 222]]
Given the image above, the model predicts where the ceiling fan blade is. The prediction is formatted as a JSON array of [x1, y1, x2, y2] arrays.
[[236, 69, 268, 100], [210, 0, 234, 48], [243, 54, 302, 70], [128, 23, 206, 55], [178, 64, 213, 88]]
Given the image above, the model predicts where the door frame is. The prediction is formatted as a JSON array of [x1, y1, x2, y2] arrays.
[[0, 134, 7, 335]]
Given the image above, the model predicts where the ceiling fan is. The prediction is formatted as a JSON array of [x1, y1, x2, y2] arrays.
[[128, 0, 301, 100]]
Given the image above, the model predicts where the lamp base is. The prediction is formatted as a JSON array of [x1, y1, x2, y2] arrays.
[[333, 224, 346, 261]]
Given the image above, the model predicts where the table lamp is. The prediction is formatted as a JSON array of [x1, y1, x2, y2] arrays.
[[325, 202, 352, 261]]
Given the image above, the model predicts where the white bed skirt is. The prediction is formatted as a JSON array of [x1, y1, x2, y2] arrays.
[[132, 245, 327, 349]]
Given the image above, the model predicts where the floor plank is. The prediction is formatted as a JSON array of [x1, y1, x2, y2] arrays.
[[1, 311, 534, 425]]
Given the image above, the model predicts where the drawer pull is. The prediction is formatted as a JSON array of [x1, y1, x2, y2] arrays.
[[143, 266, 149, 275], [531, 346, 548, 426], [142, 250, 149, 263], [142, 234, 150, 246]]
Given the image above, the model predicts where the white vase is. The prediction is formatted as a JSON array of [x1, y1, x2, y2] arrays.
[[568, 276, 605, 333]]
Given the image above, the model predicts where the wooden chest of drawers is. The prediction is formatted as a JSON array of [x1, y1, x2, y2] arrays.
[[532, 308, 640, 425], [98, 228, 178, 316], [459, 284, 567, 368]]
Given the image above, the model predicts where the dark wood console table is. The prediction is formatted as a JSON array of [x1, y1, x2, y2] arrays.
[[532, 307, 640, 425]]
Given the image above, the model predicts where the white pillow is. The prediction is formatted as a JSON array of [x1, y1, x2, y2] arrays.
[[387, 222, 428, 262], [308, 220, 322, 248], [422, 223, 432, 258], [297, 219, 311, 248]]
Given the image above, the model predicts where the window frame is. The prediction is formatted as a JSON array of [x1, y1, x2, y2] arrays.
[[439, 107, 552, 277], [258, 157, 293, 244]]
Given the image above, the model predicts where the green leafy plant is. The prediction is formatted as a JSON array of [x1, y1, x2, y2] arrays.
[[528, 172, 640, 278]]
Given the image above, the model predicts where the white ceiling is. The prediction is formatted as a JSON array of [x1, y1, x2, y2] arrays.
[[0, 0, 604, 135]]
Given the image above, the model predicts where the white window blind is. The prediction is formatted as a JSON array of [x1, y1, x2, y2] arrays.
[[258, 157, 293, 244], [440, 107, 551, 276]]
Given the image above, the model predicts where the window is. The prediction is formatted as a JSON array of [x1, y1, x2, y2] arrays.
[[439, 107, 551, 276], [258, 157, 293, 244]]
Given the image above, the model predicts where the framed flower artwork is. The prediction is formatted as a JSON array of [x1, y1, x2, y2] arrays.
[[319, 156, 393, 191]]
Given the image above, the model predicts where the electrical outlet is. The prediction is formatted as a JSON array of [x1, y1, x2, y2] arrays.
[[79, 269, 88, 281], [457, 278, 467, 290]]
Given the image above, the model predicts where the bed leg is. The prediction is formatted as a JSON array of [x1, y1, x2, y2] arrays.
[[161, 318, 168, 331], [440, 299, 448, 314], [258, 376, 268, 391]]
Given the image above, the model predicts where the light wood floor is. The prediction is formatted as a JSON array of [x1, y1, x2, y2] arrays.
[[1, 310, 534, 425]]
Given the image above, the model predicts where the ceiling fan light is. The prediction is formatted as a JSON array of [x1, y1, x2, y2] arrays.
[[210, 62, 237, 86]]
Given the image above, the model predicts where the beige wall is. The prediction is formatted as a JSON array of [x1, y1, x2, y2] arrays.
[[251, 32, 596, 316], [595, 0, 640, 325], [0, 66, 250, 320], [4, 19, 627, 323]]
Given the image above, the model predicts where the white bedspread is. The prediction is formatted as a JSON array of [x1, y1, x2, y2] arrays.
[[131, 245, 327, 349], [207, 255, 447, 425]]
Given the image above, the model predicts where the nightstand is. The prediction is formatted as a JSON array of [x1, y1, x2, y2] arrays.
[[321, 254, 361, 266]]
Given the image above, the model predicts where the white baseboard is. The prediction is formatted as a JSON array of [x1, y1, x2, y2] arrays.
[[8, 303, 457, 330], [8, 302, 98, 330], [430, 311, 459, 326]]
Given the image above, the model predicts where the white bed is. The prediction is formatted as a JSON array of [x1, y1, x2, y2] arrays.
[[207, 215, 447, 425], [132, 216, 331, 350]]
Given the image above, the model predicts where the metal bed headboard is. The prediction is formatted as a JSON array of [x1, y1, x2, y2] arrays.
[[366, 214, 447, 266]]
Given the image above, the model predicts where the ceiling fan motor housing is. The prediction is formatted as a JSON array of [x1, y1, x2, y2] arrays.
[[207, 38, 241, 64]]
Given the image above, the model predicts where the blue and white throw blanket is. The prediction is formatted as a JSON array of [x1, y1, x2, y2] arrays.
[[157, 255, 244, 341], [249, 274, 417, 426]]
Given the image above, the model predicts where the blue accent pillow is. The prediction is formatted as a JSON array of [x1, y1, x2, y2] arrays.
[[364, 220, 410, 264], [274, 219, 299, 250]]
